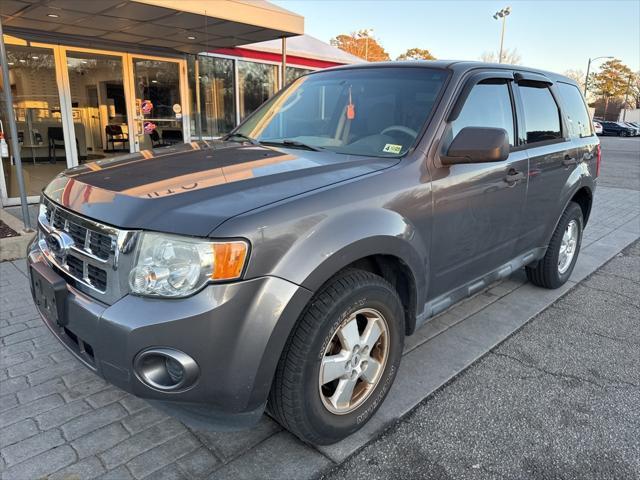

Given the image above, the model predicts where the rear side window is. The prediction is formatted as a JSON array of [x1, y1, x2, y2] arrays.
[[557, 82, 592, 138], [452, 80, 515, 146], [519, 84, 562, 144]]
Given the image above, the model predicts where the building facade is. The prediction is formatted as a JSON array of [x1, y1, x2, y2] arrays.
[[0, 0, 359, 206]]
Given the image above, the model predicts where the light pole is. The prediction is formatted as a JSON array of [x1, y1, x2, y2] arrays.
[[361, 28, 373, 61], [583, 56, 613, 96], [493, 6, 511, 63]]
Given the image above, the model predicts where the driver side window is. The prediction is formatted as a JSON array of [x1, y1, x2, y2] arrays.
[[452, 80, 515, 146]]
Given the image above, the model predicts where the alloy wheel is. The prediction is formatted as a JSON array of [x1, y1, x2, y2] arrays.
[[318, 308, 389, 415], [558, 219, 578, 274]]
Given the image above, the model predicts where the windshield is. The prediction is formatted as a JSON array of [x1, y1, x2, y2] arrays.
[[234, 67, 449, 157]]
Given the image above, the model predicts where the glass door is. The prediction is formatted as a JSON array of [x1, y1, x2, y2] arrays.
[[66, 51, 128, 162], [0, 44, 70, 202], [131, 57, 186, 151]]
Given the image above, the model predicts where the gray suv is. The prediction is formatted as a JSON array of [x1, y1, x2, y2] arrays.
[[28, 61, 599, 445]]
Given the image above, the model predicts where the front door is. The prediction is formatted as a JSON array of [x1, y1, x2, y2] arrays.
[[131, 57, 187, 151], [429, 75, 529, 298]]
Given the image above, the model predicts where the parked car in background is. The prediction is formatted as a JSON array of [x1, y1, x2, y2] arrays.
[[28, 62, 599, 445], [593, 120, 603, 135], [599, 121, 635, 136], [621, 122, 640, 136]]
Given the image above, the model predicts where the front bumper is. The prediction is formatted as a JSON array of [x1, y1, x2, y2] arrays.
[[27, 240, 313, 429]]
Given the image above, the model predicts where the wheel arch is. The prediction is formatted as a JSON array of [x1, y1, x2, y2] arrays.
[[570, 185, 594, 226], [544, 179, 595, 249]]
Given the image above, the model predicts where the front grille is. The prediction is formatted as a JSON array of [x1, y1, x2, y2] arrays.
[[88, 264, 107, 291], [38, 197, 129, 300], [66, 255, 84, 278], [46, 203, 113, 261]]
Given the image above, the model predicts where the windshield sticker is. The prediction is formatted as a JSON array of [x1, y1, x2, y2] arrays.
[[383, 144, 402, 154]]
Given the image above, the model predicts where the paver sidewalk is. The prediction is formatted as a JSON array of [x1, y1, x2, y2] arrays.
[[1, 136, 639, 479]]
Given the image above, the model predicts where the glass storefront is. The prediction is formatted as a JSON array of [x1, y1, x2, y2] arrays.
[[0, 44, 68, 198], [133, 58, 184, 151], [198, 56, 236, 136], [286, 66, 314, 85], [66, 51, 128, 160], [237, 60, 279, 122]]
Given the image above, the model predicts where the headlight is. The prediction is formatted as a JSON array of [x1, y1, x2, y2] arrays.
[[128, 232, 249, 298]]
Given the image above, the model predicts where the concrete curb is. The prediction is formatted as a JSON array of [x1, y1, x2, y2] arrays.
[[0, 208, 35, 261]]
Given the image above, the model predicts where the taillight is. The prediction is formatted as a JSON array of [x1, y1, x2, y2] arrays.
[[596, 143, 601, 177]]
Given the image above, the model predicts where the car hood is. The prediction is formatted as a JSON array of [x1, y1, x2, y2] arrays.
[[44, 141, 397, 236]]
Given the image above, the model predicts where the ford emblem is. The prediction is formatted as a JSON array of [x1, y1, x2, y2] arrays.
[[45, 230, 75, 261]]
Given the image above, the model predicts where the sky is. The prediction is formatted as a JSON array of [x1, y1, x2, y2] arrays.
[[272, 0, 640, 74]]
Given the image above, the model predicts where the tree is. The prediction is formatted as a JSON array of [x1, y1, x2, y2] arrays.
[[627, 71, 640, 109], [563, 69, 586, 93], [480, 48, 521, 65], [397, 48, 436, 61], [591, 59, 634, 118], [330, 30, 390, 62], [591, 59, 634, 98]]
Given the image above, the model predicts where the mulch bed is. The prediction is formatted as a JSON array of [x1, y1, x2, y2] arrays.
[[0, 220, 19, 238]]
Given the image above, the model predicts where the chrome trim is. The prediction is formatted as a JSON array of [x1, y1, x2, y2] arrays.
[[37, 197, 139, 305], [134, 348, 200, 392]]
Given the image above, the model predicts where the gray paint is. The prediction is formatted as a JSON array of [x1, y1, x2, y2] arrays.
[[30, 61, 597, 428]]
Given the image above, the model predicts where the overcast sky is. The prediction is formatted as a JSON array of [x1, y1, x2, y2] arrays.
[[273, 0, 640, 74]]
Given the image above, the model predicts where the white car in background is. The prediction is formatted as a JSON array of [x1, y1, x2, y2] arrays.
[[593, 120, 603, 135]]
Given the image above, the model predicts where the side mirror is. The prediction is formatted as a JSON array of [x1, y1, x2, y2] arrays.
[[441, 127, 509, 165]]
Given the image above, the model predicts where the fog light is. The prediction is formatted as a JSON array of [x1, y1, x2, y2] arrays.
[[165, 356, 184, 383], [133, 348, 198, 392]]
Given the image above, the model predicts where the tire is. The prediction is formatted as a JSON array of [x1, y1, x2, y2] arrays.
[[268, 269, 404, 445], [526, 202, 583, 289]]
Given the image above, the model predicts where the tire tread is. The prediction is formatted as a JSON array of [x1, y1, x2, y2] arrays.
[[268, 269, 399, 444]]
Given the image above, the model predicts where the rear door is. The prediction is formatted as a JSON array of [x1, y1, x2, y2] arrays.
[[429, 71, 529, 297], [512, 74, 579, 251]]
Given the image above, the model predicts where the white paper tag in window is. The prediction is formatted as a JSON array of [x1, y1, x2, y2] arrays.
[[382, 144, 402, 154]]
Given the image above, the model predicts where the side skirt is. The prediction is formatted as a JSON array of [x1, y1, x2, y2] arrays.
[[414, 247, 547, 331]]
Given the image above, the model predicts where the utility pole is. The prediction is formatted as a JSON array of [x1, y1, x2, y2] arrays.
[[493, 7, 511, 64], [362, 29, 373, 62], [622, 73, 633, 121]]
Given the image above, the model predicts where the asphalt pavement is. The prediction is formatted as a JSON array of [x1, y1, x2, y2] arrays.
[[322, 136, 640, 480]]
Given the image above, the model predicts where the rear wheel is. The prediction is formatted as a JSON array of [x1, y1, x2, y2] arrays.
[[526, 202, 583, 289], [268, 269, 404, 445]]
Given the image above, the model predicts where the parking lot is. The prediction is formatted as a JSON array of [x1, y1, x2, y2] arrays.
[[1, 136, 639, 480]]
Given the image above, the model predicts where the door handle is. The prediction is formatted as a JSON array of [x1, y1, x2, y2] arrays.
[[563, 155, 578, 167], [504, 170, 525, 184]]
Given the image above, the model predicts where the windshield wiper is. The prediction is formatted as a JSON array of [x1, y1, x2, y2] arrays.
[[222, 132, 260, 145], [261, 139, 323, 151]]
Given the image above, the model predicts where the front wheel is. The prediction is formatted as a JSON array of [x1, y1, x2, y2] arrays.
[[268, 269, 404, 445], [526, 202, 583, 289]]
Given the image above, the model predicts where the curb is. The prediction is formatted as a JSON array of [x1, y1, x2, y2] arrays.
[[0, 208, 35, 261]]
